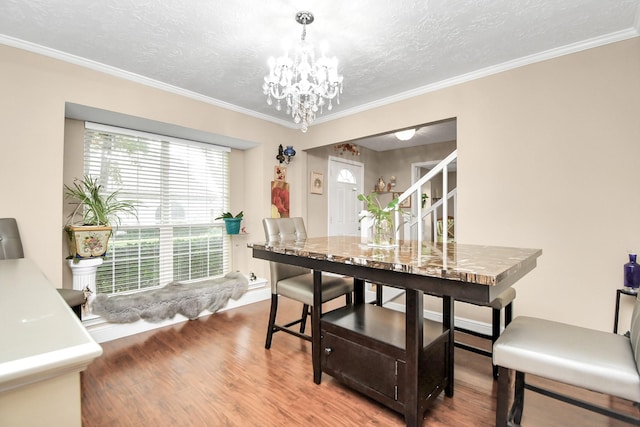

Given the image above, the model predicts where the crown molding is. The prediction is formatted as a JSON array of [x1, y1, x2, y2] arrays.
[[0, 34, 293, 129], [314, 28, 640, 125], [2, 27, 638, 132]]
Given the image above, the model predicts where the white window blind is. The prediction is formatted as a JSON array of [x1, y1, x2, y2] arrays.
[[84, 122, 230, 295]]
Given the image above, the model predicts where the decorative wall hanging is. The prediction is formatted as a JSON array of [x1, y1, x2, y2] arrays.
[[276, 144, 296, 164], [271, 181, 290, 218], [393, 192, 411, 208], [334, 143, 360, 156], [274, 165, 287, 182], [311, 172, 324, 194]]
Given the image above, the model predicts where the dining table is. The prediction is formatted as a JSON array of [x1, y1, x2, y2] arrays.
[[249, 236, 542, 426]]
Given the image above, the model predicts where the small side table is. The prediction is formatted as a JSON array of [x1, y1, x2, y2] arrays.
[[614, 288, 637, 333]]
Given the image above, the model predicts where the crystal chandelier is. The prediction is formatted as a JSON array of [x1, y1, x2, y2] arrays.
[[263, 11, 343, 133]]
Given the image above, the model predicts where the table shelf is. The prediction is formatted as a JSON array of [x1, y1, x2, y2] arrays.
[[321, 304, 449, 415]]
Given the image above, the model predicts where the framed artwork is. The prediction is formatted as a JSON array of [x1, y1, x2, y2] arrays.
[[274, 165, 287, 182], [393, 192, 411, 208], [271, 181, 290, 218], [310, 172, 323, 194]]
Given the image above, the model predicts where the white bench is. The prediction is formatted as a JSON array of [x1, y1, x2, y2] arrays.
[[493, 295, 640, 426]]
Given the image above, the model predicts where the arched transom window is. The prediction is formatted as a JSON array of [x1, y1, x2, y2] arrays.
[[337, 168, 356, 184]]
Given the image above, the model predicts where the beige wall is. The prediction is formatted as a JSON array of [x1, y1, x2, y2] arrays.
[[302, 38, 640, 330], [2, 37, 639, 331], [0, 44, 297, 287]]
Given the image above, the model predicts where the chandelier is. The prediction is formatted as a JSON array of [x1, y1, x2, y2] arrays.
[[263, 11, 343, 133]]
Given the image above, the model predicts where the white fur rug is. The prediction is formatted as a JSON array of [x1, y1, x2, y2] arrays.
[[91, 272, 248, 323]]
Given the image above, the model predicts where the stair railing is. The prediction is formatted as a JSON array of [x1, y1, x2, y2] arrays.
[[393, 149, 457, 245]]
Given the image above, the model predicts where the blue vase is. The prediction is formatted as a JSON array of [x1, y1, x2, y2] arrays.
[[624, 254, 640, 293]]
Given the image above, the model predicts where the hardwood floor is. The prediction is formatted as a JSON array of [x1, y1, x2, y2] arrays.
[[82, 298, 639, 426]]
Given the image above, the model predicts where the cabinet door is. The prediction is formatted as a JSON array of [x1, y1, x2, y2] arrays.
[[322, 332, 398, 401]]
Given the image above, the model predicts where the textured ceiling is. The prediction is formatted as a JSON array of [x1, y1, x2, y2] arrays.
[[1, 0, 639, 142]]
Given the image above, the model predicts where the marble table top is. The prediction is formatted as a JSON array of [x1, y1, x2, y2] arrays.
[[249, 236, 542, 287]]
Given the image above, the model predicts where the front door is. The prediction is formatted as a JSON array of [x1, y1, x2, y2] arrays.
[[328, 156, 364, 236]]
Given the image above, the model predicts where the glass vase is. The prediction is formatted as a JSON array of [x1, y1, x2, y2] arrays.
[[624, 253, 640, 293], [370, 217, 394, 247]]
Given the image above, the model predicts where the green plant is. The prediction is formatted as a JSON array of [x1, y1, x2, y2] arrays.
[[215, 211, 243, 220], [65, 174, 137, 226], [421, 193, 429, 208], [357, 193, 398, 224], [358, 192, 413, 245], [358, 193, 399, 245]]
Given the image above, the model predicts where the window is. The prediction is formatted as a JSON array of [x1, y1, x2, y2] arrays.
[[337, 168, 356, 184], [83, 122, 230, 295]]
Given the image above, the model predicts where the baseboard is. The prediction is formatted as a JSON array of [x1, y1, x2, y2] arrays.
[[85, 279, 270, 343]]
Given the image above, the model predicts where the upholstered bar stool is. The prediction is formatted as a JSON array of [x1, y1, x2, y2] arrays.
[[393, 287, 514, 379], [345, 279, 514, 380], [433, 215, 515, 377], [0, 218, 85, 319], [453, 287, 515, 378], [376, 282, 515, 377], [262, 217, 353, 348]]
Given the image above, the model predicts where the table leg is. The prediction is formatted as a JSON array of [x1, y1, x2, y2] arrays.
[[404, 288, 423, 427], [495, 366, 511, 427], [354, 278, 365, 304], [443, 295, 454, 397], [312, 270, 322, 384], [614, 289, 622, 334]]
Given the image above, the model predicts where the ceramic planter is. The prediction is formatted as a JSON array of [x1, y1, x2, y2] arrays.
[[65, 225, 112, 258], [223, 218, 242, 234]]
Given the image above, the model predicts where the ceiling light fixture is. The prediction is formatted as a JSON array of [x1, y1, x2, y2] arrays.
[[263, 11, 343, 133], [395, 129, 416, 141]]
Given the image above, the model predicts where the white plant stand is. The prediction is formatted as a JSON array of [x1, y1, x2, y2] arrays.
[[67, 257, 103, 313]]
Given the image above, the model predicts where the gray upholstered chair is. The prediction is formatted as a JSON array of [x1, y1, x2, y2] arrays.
[[434, 216, 514, 377], [452, 288, 515, 379], [494, 294, 640, 425], [262, 217, 354, 348], [0, 218, 85, 319]]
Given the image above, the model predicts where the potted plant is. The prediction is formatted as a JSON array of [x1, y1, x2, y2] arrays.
[[64, 175, 137, 259], [357, 193, 399, 246], [215, 211, 243, 234]]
